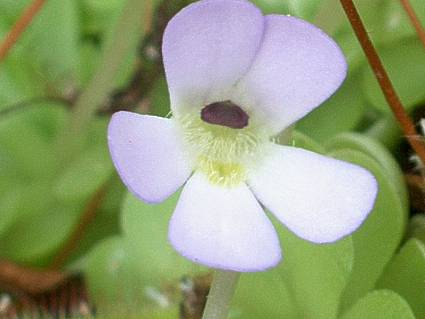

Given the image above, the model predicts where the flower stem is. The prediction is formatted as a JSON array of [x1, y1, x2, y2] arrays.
[[202, 270, 240, 319], [340, 0, 425, 164], [0, 0, 46, 63], [400, 0, 425, 49], [57, 0, 152, 164]]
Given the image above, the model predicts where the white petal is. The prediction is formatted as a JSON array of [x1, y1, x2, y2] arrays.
[[108, 112, 192, 203], [162, 0, 265, 113], [232, 15, 347, 133], [248, 145, 378, 243], [169, 172, 281, 272]]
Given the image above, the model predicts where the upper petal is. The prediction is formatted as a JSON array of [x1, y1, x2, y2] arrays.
[[248, 145, 377, 243], [162, 0, 265, 114], [108, 112, 192, 203], [232, 15, 347, 133], [169, 172, 281, 272]]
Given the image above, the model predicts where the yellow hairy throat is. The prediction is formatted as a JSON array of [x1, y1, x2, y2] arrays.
[[176, 113, 268, 187]]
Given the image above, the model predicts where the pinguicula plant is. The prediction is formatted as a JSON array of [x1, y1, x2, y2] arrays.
[[107, 0, 378, 318]]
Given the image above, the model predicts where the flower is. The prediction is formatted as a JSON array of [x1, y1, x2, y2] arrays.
[[108, 0, 378, 272]]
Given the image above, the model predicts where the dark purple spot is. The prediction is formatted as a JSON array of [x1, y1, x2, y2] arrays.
[[200, 101, 249, 129]]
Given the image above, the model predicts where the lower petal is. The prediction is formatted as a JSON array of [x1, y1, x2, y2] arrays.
[[169, 172, 281, 272], [248, 145, 378, 243], [108, 112, 192, 203]]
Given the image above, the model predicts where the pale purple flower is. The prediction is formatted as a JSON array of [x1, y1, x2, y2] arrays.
[[108, 0, 378, 272]]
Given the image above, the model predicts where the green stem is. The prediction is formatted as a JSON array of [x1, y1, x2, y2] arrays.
[[57, 0, 152, 164], [202, 270, 240, 319]]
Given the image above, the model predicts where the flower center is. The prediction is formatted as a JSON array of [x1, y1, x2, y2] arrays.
[[200, 101, 249, 129], [176, 103, 268, 187]]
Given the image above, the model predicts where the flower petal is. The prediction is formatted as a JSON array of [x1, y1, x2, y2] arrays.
[[108, 111, 192, 203], [169, 172, 281, 272], [248, 145, 378, 243], [232, 15, 347, 133], [162, 0, 265, 114]]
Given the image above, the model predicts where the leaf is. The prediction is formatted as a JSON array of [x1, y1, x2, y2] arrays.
[[0, 203, 81, 266], [362, 38, 425, 113], [406, 215, 425, 245], [79, 0, 124, 36], [233, 268, 297, 319], [121, 192, 204, 286], [340, 290, 415, 319], [327, 149, 407, 311], [150, 77, 171, 117], [286, 0, 322, 20], [250, 0, 289, 14], [233, 132, 351, 319], [296, 70, 365, 143], [20, 0, 80, 84], [276, 225, 354, 319], [0, 190, 21, 237], [325, 133, 409, 211], [377, 239, 425, 319], [67, 179, 125, 263], [290, 130, 326, 153], [53, 145, 113, 202], [243, 131, 354, 319], [0, 107, 59, 179], [84, 236, 146, 315], [84, 236, 182, 317]]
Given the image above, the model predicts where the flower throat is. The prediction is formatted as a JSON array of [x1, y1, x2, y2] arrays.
[[201, 101, 249, 129], [177, 101, 268, 187]]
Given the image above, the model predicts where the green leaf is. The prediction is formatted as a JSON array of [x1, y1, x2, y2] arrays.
[[54, 145, 113, 202], [84, 236, 146, 315], [250, 0, 289, 14], [234, 132, 350, 319], [77, 42, 102, 87], [150, 77, 171, 117], [377, 239, 425, 319], [233, 268, 297, 319], [21, 0, 80, 83], [356, 0, 425, 45], [362, 38, 425, 113], [286, 0, 322, 20], [290, 130, 326, 153], [67, 178, 124, 263], [84, 236, 182, 317], [79, 0, 124, 36], [406, 215, 425, 245], [0, 190, 21, 237], [327, 149, 407, 311], [296, 70, 365, 143], [0, 107, 59, 179], [340, 290, 415, 319], [326, 133, 408, 211], [276, 224, 354, 319], [0, 203, 81, 266], [0, 54, 44, 106], [121, 192, 204, 286]]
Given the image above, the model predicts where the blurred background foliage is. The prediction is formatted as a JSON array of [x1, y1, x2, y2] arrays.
[[0, 0, 425, 318]]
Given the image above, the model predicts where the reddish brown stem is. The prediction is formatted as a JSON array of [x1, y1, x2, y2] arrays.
[[49, 185, 108, 270], [400, 0, 425, 49], [0, 0, 47, 62], [340, 0, 425, 164], [0, 260, 66, 295]]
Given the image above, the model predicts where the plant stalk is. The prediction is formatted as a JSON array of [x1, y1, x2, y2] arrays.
[[0, 0, 46, 62], [202, 270, 240, 319], [400, 0, 425, 48], [57, 0, 152, 164], [340, 0, 425, 164]]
